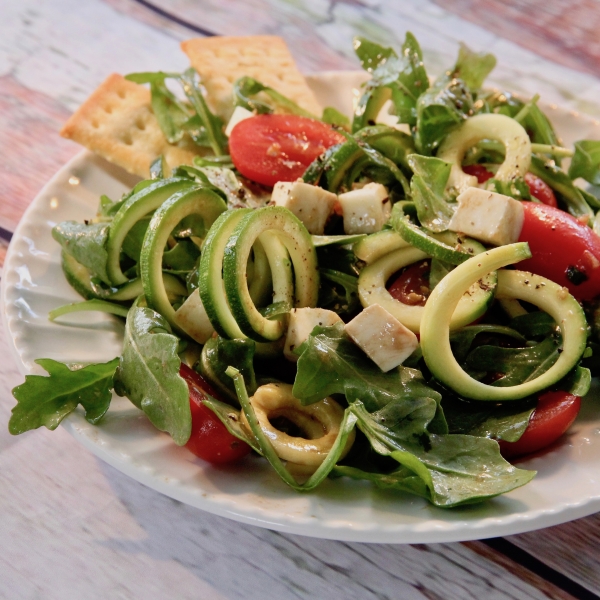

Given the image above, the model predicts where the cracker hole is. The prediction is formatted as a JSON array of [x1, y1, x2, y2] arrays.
[[104, 105, 114, 114], [91, 119, 99, 128], [117, 89, 126, 99], [135, 117, 146, 131], [122, 132, 133, 146]]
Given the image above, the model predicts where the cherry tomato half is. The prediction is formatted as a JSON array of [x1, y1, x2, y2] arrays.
[[462, 165, 557, 206], [524, 172, 558, 207], [229, 114, 346, 186], [462, 164, 494, 184], [180, 364, 251, 464], [499, 391, 581, 459], [517, 202, 600, 300], [388, 260, 431, 306]]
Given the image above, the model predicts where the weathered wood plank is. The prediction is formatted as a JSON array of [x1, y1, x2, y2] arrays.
[[434, 0, 600, 79], [508, 516, 600, 594]]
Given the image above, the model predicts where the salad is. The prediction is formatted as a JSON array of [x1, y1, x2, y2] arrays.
[[8, 33, 600, 509]]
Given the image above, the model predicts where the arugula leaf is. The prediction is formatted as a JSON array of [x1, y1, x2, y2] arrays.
[[52, 221, 112, 285], [352, 33, 428, 131], [318, 269, 360, 318], [199, 336, 257, 402], [464, 335, 560, 387], [114, 305, 191, 445], [414, 73, 474, 155], [293, 323, 441, 412], [232, 76, 317, 118], [407, 154, 454, 231], [126, 69, 227, 156], [452, 43, 496, 92], [9, 358, 118, 434], [441, 393, 535, 442], [569, 140, 600, 185], [162, 239, 200, 271], [348, 401, 535, 507]]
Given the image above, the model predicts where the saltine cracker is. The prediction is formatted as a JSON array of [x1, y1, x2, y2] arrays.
[[60, 73, 203, 178], [181, 36, 322, 119]]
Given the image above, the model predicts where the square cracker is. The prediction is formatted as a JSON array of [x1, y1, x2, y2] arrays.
[[181, 36, 322, 119], [60, 74, 204, 179]]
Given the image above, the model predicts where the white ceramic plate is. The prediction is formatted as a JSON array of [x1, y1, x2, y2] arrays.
[[3, 73, 600, 544]]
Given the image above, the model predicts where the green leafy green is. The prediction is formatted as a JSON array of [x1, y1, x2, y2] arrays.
[[441, 393, 535, 441], [346, 401, 535, 507], [414, 73, 474, 155], [232, 76, 317, 117], [199, 336, 257, 402], [464, 335, 560, 387], [293, 323, 441, 412], [352, 33, 428, 132], [453, 43, 496, 92], [569, 140, 600, 185], [9, 358, 118, 434], [126, 69, 227, 156], [52, 221, 111, 285], [114, 305, 191, 445], [406, 154, 454, 231]]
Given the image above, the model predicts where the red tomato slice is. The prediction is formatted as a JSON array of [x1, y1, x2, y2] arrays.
[[388, 260, 431, 306], [180, 364, 251, 464], [524, 172, 558, 207], [462, 164, 494, 184], [499, 391, 581, 459], [462, 166, 557, 206], [517, 202, 600, 300], [228, 114, 346, 186]]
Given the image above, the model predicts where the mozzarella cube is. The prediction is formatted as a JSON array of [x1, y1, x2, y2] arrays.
[[225, 106, 253, 137], [174, 288, 215, 344], [284, 308, 343, 361], [337, 183, 391, 234], [271, 181, 337, 234], [448, 186, 524, 247], [345, 304, 418, 372]]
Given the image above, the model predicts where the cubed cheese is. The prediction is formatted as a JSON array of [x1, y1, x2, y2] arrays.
[[337, 183, 391, 234], [448, 186, 524, 246], [271, 181, 337, 234], [345, 304, 418, 372], [174, 288, 215, 344], [225, 106, 253, 137], [284, 307, 343, 361]]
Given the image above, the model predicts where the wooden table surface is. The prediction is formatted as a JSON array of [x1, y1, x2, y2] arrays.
[[1, 1, 599, 598]]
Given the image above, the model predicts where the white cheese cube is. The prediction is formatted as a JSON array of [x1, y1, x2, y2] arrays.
[[225, 106, 254, 137], [345, 304, 418, 372], [337, 183, 391, 234], [284, 307, 343, 361], [174, 288, 215, 344], [448, 186, 524, 247], [271, 181, 337, 234]]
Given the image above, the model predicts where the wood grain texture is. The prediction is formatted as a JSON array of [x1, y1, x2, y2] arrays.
[[433, 0, 600, 79], [508, 515, 600, 594], [0, 75, 79, 233]]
